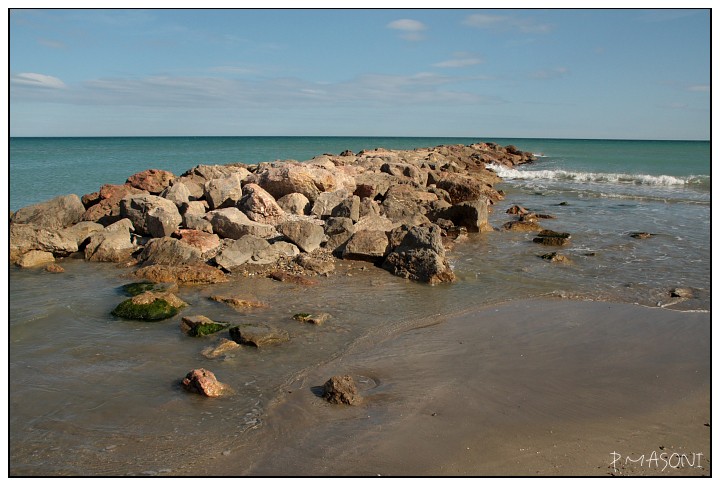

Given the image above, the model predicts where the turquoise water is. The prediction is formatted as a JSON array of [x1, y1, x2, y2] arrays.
[[9, 136, 711, 475], [9, 137, 709, 211]]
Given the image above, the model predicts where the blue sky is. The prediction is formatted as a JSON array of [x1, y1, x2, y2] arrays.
[[9, 8, 711, 139]]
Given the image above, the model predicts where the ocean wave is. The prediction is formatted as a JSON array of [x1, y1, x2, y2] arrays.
[[488, 164, 709, 188]]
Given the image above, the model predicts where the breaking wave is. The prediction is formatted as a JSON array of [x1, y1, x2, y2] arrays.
[[488, 164, 709, 189]]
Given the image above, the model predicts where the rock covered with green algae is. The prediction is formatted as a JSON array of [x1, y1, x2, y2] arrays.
[[111, 291, 188, 321], [120, 281, 178, 296], [180, 315, 229, 337]]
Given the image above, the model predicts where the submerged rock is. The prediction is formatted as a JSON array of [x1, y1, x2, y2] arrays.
[[133, 264, 228, 285], [292, 312, 331, 325], [539, 252, 571, 263], [630, 232, 654, 239], [181, 368, 226, 397], [322, 375, 361, 405], [503, 220, 543, 232], [180, 315, 228, 337], [120, 281, 178, 296], [533, 230, 571, 246], [201, 338, 241, 359], [228, 324, 290, 347], [15, 250, 55, 268], [111, 291, 188, 321], [45, 263, 65, 273], [209, 295, 268, 310]]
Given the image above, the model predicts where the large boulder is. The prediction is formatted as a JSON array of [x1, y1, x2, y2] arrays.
[[249, 162, 349, 202], [84, 218, 137, 262], [380, 162, 428, 186], [353, 172, 396, 199], [214, 235, 270, 271], [12, 194, 85, 230], [277, 220, 325, 253], [126, 169, 175, 194], [205, 208, 276, 239], [15, 250, 55, 268], [382, 247, 456, 285], [9, 223, 79, 262], [277, 193, 311, 215], [138, 237, 203, 267], [133, 263, 228, 284], [435, 174, 489, 204], [58, 221, 104, 247], [82, 184, 148, 226], [323, 217, 355, 254], [160, 181, 192, 208], [251, 241, 300, 265], [175, 229, 222, 257], [238, 183, 286, 224], [120, 194, 182, 237], [342, 229, 389, 262], [204, 173, 246, 210], [330, 195, 361, 223], [311, 190, 351, 219], [431, 199, 491, 232], [382, 225, 455, 284]]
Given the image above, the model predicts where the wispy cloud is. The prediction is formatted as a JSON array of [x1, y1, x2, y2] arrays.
[[11, 72, 67, 89], [387, 18, 427, 41], [433, 52, 484, 68], [687, 84, 709, 92], [463, 13, 553, 34], [10, 71, 502, 109]]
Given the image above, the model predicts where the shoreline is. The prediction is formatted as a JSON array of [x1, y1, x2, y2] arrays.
[[201, 297, 710, 477]]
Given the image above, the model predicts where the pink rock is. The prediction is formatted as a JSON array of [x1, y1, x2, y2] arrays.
[[126, 169, 175, 194], [175, 229, 221, 255], [181, 368, 226, 397]]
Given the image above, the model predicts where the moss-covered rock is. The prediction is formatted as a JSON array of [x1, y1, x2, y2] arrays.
[[120, 281, 177, 296], [111, 291, 187, 321], [181, 315, 228, 337]]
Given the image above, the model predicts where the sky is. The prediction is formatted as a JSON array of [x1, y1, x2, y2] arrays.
[[8, 7, 711, 139]]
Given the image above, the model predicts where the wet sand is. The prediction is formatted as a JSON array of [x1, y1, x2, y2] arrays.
[[205, 299, 710, 476]]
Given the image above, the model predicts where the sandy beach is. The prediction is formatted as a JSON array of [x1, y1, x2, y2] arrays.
[[200, 298, 710, 476]]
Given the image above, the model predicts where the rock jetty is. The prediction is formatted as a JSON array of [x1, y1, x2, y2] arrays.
[[10, 142, 535, 284]]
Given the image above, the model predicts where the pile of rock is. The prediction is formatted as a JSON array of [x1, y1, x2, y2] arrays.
[[10, 143, 535, 284]]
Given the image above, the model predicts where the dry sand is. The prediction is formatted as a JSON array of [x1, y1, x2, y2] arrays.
[[204, 298, 710, 476]]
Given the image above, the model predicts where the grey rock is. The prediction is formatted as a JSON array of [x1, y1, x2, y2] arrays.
[[12, 194, 85, 230], [277, 220, 325, 253]]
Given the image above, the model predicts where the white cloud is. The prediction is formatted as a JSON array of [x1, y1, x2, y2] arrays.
[[463, 13, 553, 34], [687, 85, 709, 92], [387, 18, 427, 41], [11, 72, 67, 89], [11, 71, 501, 109], [433, 53, 484, 68]]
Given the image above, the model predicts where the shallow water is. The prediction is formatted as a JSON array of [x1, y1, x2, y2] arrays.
[[9, 137, 710, 475]]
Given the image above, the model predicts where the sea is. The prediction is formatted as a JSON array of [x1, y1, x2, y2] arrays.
[[8, 136, 711, 475]]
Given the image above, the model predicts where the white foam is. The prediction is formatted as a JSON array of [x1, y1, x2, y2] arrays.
[[488, 163, 700, 187]]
